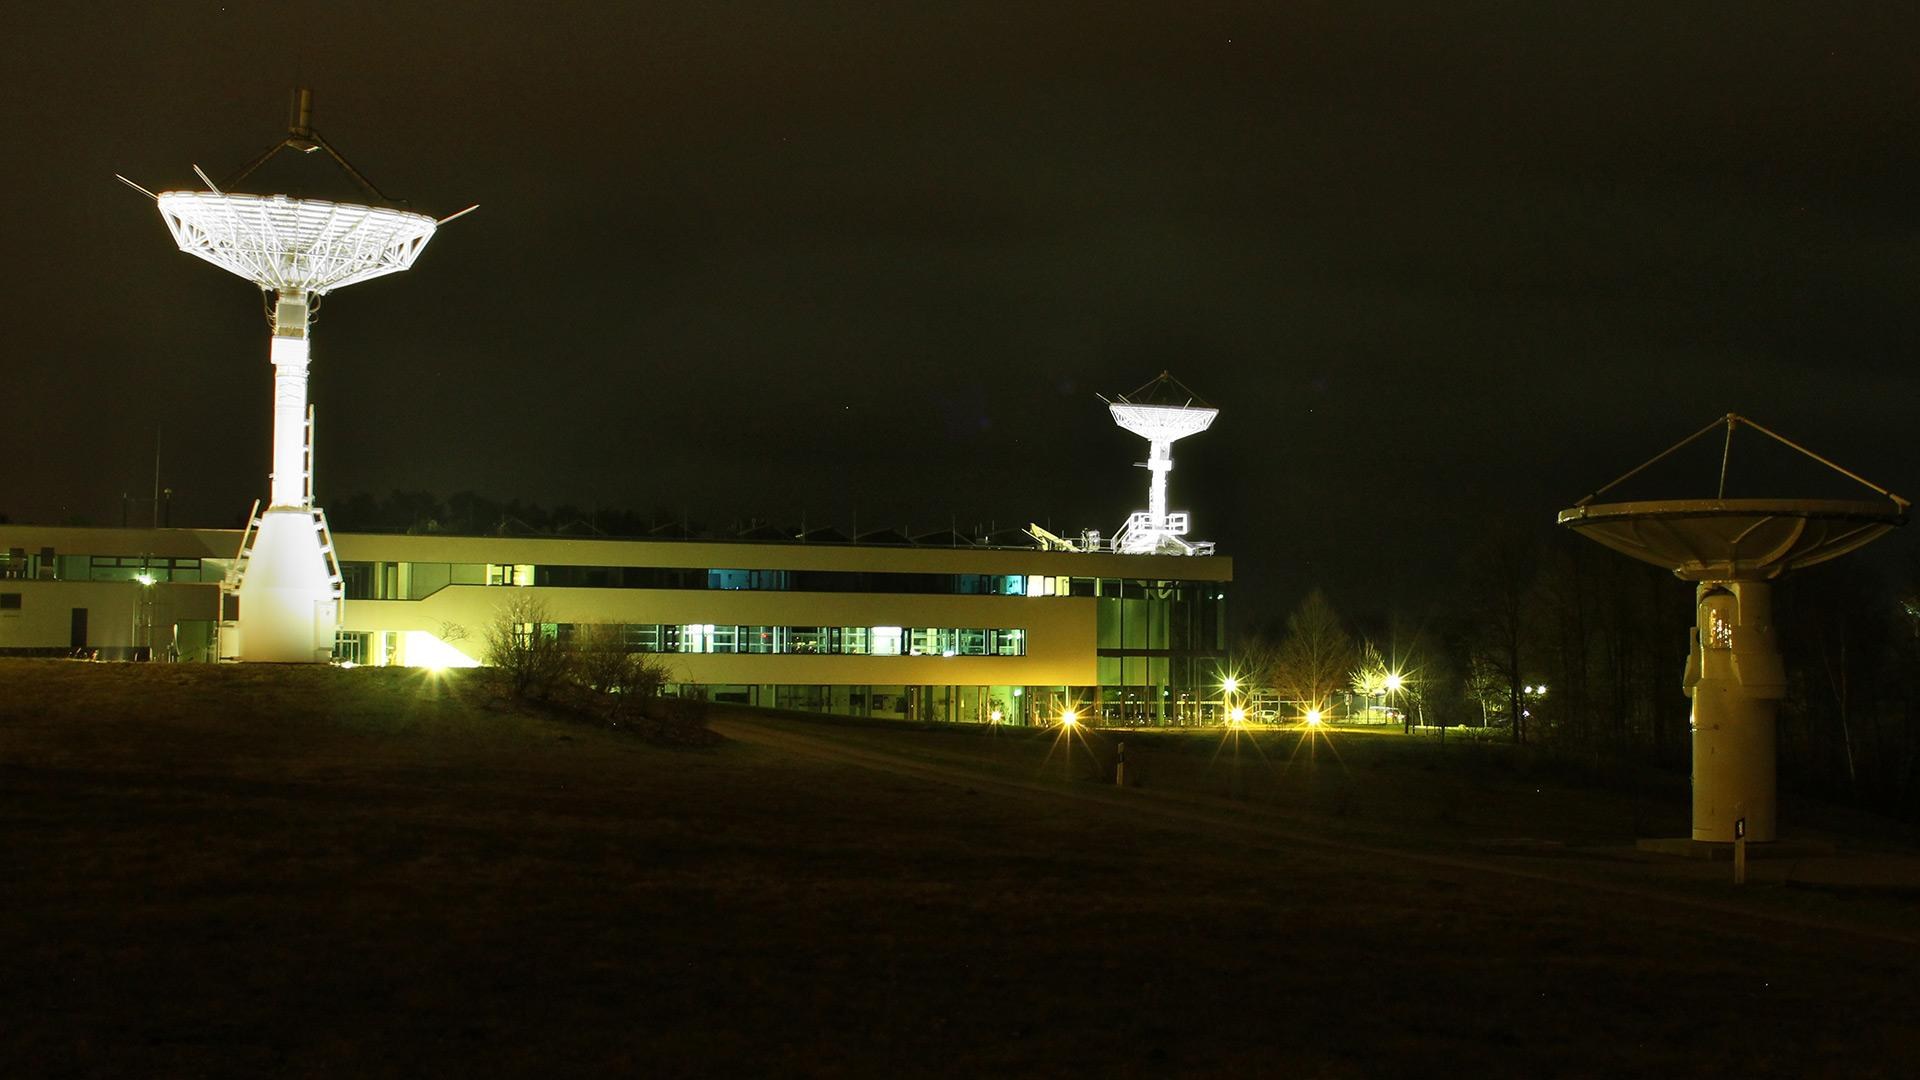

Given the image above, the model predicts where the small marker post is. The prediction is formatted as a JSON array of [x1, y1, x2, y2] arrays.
[[1733, 816, 1747, 885], [1115, 741, 1127, 788]]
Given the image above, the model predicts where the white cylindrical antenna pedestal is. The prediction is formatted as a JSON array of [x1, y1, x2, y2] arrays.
[[269, 289, 311, 509], [1684, 582, 1784, 841]]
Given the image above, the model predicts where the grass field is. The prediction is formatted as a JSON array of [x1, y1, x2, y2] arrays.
[[3, 658, 1918, 1076]]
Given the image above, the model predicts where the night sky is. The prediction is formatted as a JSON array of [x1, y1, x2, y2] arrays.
[[7, 4, 1919, 625]]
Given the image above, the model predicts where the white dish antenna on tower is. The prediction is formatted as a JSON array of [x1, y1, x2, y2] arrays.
[[120, 89, 475, 663], [1102, 372, 1218, 555]]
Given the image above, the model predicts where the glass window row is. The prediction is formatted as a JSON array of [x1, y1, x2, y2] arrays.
[[541, 623, 1026, 657], [340, 559, 1222, 603]]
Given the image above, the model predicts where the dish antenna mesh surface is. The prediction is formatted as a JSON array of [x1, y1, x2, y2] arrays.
[[1104, 372, 1218, 555], [1558, 414, 1906, 844], [123, 90, 472, 663]]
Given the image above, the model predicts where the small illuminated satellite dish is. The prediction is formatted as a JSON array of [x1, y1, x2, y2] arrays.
[[1102, 372, 1218, 555], [121, 90, 475, 663], [1559, 414, 1906, 845]]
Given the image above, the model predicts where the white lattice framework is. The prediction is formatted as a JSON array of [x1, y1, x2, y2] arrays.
[[1108, 402, 1217, 445], [157, 191, 436, 293], [1109, 401, 1218, 555]]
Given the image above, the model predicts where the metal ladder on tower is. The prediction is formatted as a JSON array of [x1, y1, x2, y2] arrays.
[[304, 404, 343, 602], [218, 499, 263, 659], [228, 498, 263, 590], [314, 509, 344, 602]]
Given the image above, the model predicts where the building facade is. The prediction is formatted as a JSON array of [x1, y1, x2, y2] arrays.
[[0, 525, 1230, 725]]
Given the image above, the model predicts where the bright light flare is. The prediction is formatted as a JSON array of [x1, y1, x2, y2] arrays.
[[1384, 672, 1403, 692], [1222, 676, 1239, 694], [133, 573, 157, 586], [1305, 708, 1323, 726], [990, 708, 1004, 723], [1229, 706, 1246, 724], [1062, 709, 1079, 728]]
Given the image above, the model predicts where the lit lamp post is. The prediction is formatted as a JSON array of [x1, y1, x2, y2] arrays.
[[1221, 675, 1239, 725], [133, 573, 156, 661]]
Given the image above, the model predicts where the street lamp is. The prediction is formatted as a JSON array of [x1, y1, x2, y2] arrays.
[[132, 572, 157, 661]]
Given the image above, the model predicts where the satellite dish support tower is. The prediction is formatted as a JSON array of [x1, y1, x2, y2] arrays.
[[1559, 414, 1906, 844], [1104, 372, 1219, 556], [128, 90, 472, 662]]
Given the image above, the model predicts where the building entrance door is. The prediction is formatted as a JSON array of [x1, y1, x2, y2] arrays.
[[70, 607, 88, 651]]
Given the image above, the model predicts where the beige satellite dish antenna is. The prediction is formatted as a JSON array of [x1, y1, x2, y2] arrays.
[[1558, 414, 1907, 845]]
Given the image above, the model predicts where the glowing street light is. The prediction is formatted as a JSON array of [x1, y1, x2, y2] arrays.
[[1222, 676, 1239, 694], [1384, 672, 1403, 693], [1061, 708, 1079, 728], [1305, 707, 1323, 726], [1229, 706, 1246, 724]]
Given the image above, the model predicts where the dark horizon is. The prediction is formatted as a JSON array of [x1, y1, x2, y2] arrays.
[[7, 4, 1920, 626]]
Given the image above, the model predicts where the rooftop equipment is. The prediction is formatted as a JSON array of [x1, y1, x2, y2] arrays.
[[121, 90, 474, 662], [1102, 372, 1218, 555], [1558, 413, 1906, 845]]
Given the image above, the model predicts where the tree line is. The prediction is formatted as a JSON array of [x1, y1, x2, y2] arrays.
[[1241, 520, 1920, 822]]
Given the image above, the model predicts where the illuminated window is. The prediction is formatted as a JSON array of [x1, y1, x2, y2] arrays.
[[487, 563, 533, 587], [558, 622, 1022, 656], [332, 631, 368, 664], [677, 623, 716, 653], [1709, 610, 1734, 649]]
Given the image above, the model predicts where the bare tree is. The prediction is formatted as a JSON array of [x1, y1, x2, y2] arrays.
[[484, 594, 574, 700], [1237, 631, 1284, 699], [1349, 639, 1389, 697], [574, 623, 672, 720], [1462, 526, 1534, 743], [1274, 588, 1355, 715]]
